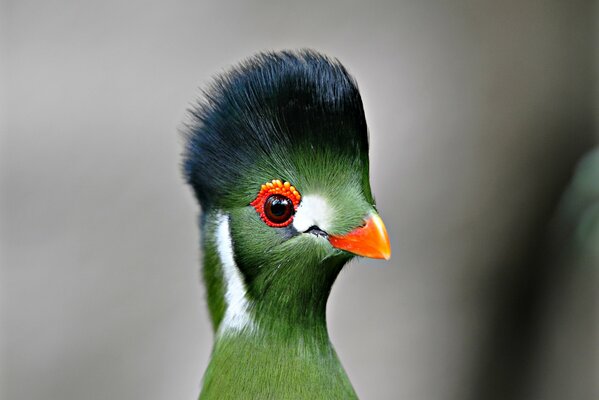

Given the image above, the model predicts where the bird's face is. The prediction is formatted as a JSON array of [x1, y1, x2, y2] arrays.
[[221, 145, 390, 307]]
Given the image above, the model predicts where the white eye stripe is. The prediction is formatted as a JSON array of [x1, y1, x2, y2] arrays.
[[292, 195, 332, 233]]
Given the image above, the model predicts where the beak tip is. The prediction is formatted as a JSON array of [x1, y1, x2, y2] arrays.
[[380, 247, 391, 260]]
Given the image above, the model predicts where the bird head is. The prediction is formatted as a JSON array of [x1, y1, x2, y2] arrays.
[[183, 50, 390, 331]]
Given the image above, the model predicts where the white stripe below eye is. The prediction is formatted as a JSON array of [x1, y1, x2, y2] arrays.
[[292, 195, 332, 233], [215, 212, 253, 332]]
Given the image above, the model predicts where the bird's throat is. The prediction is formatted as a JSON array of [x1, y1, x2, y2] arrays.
[[201, 211, 349, 333]]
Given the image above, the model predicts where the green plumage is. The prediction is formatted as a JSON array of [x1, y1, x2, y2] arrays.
[[201, 331, 356, 399], [201, 210, 356, 398], [183, 50, 377, 399], [198, 152, 364, 398]]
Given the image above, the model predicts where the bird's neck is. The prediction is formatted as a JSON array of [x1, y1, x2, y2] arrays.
[[200, 210, 348, 333], [201, 326, 357, 399], [197, 211, 357, 399], [247, 251, 345, 335]]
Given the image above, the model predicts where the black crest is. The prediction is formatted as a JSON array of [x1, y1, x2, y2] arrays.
[[182, 49, 369, 209]]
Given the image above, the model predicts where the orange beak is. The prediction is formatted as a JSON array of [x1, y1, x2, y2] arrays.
[[329, 213, 391, 260]]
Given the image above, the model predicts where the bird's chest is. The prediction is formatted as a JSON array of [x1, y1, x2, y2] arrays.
[[199, 333, 358, 399]]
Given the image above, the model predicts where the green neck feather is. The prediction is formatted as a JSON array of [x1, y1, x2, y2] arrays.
[[198, 211, 358, 399]]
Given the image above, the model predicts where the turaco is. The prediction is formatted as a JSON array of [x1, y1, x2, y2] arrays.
[[183, 49, 391, 399]]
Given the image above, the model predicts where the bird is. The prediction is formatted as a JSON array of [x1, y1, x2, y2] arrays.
[[182, 49, 391, 399]]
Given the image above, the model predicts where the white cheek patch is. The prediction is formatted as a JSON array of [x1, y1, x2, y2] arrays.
[[215, 212, 253, 333], [292, 194, 332, 233]]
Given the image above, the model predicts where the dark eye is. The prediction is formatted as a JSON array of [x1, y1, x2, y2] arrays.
[[264, 194, 294, 225], [250, 179, 301, 227]]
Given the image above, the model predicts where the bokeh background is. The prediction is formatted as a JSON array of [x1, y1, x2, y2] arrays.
[[1, 1, 597, 399]]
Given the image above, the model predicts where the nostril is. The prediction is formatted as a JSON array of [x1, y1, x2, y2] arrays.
[[305, 225, 328, 238]]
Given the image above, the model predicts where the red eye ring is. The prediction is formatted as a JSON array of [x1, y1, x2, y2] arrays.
[[250, 179, 301, 227]]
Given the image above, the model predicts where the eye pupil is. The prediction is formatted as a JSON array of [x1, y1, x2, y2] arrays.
[[264, 194, 293, 225], [270, 200, 287, 216]]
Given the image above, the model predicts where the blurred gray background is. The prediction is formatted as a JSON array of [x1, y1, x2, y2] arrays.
[[1, 1, 598, 399]]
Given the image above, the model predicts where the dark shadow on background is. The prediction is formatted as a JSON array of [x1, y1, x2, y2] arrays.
[[468, 2, 597, 396], [469, 134, 596, 400]]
